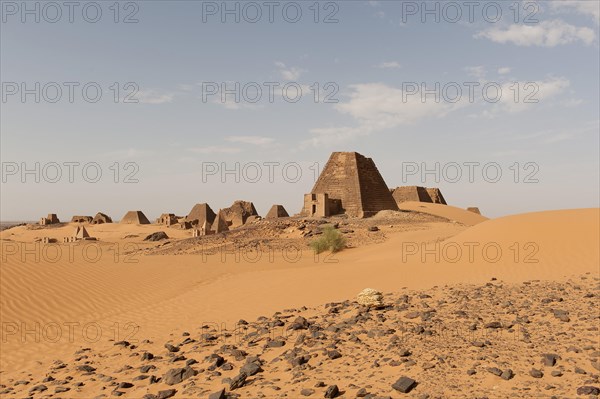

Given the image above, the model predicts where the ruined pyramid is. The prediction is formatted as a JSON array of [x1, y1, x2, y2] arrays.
[[221, 200, 258, 228], [92, 212, 112, 224]]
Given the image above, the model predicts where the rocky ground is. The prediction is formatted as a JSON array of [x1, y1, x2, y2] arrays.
[[148, 211, 448, 256], [2, 274, 598, 398]]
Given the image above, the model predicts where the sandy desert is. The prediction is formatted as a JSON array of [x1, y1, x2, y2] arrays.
[[2, 1, 600, 397], [1, 174, 599, 399]]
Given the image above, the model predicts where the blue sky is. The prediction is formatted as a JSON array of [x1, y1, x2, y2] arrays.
[[1, 0, 599, 220]]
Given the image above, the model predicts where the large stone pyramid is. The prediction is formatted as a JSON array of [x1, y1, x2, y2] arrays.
[[306, 152, 398, 218]]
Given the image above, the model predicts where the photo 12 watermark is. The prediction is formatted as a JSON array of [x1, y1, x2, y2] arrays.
[[400, 241, 540, 264], [1, 161, 140, 184], [1, 242, 142, 264], [200, 1, 340, 24], [400, 81, 540, 104], [196, 242, 340, 264], [1, 1, 140, 24], [401, 161, 540, 184], [1, 82, 140, 104], [398, 1, 539, 24], [1, 321, 140, 344], [201, 161, 321, 184], [201, 81, 339, 105]]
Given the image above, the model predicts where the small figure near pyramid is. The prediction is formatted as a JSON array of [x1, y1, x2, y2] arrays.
[[120, 211, 151, 225], [301, 152, 398, 218], [266, 205, 289, 219]]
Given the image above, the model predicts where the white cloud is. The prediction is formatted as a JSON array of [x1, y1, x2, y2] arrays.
[[304, 76, 572, 146], [475, 19, 596, 47], [210, 96, 264, 111], [101, 148, 155, 159], [487, 77, 570, 115], [213, 100, 263, 110], [497, 67, 512, 75], [303, 82, 469, 147], [465, 66, 486, 79], [562, 98, 583, 107], [187, 146, 242, 154], [549, 0, 600, 24], [275, 61, 305, 81], [377, 61, 401, 69], [545, 132, 575, 143], [177, 84, 195, 92], [136, 90, 175, 104], [226, 136, 275, 146]]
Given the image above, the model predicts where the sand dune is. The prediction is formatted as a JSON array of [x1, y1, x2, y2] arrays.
[[446, 208, 599, 270], [398, 201, 488, 226], [1, 208, 598, 397]]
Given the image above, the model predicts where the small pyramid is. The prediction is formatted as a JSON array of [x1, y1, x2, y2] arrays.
[[266, 204, 289, 218], [120, 210, 151, 224], [75, 225, 90, 239], [186, 203, 216, 226], [212, 210, 229, 233]]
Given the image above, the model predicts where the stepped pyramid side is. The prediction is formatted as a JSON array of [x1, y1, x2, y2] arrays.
[[392, 186, 432, 204], [308, 152, 397, 218], [426, 188, 447, 205], [355, 154, 399, 217]]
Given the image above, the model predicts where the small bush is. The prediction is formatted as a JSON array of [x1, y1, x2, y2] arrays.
[[310, 226, 346, 254]]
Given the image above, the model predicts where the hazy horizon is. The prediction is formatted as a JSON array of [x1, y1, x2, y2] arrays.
[[2, 1, 599, 220]]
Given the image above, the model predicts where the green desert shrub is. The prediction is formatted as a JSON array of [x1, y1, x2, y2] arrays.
[[310, 226, 346, 254]]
